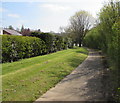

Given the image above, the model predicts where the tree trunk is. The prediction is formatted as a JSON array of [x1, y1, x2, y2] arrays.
[[79, 40, 81, 47], [75, 43, 77, 46]]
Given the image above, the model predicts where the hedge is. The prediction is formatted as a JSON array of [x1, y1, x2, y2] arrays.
[[30, 32, 73, 53], [83, 1, 120, 102], [2, 35, 46, 63], [2, 33, 73, 63]]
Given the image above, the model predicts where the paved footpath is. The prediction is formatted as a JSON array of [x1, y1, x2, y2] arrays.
[[35, 49, 107, 101]]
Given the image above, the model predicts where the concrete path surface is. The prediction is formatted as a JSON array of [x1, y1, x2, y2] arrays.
[[35, 49, 107, 102]]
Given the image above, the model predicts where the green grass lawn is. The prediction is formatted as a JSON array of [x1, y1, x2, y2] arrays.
[[2, 47, 88, 101]]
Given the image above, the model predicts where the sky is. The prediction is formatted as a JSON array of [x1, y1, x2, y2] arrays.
[[1, 0, 107, 33]]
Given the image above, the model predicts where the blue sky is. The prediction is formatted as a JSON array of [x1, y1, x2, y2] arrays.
[[1, 0, 106, 32]]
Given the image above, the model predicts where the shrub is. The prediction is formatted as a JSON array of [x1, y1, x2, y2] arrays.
[[2, 33, 73, 63], [30, 32, 72, 53], [30, 32, 54, 53], [83, 26, 102, 49], [2, 35, 46, 63], [54, 35, 64, 51], [83, 1, 120, 102]]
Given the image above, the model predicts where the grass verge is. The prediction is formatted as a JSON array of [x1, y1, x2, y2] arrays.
[[2, 47, 88, 101]]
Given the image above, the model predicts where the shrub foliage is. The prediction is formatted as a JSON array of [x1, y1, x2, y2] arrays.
[[30, 32, 73, 53], [2, 32, 73, 63], [2, 35, 46, 62], [83, 0, 120, 101]]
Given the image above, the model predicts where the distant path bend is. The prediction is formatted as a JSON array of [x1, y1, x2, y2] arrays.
[[35, 49, 107, 101]]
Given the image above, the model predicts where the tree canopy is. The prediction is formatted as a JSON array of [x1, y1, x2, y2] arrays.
[[65, 10, 94, 47]]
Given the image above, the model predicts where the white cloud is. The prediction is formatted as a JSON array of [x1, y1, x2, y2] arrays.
[[8, 14, 20, 18], [41, 4, 71, 12]]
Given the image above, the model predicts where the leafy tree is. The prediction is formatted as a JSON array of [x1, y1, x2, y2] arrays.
[[21, 25, 24, 32], [83, 0, 120, 101], [8, 25, 14, 30], [67, 10, 93, 47]]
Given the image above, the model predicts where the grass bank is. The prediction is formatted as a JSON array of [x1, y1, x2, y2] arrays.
[[2, 47, 88, 101]]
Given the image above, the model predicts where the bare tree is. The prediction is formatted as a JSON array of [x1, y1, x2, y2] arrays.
[[68, 10, 93, 47]]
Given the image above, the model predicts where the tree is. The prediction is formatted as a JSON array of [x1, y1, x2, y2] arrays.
[[68, 10, 93, 47], [37, 29, 41, 32], [83, 1, 120, 101], [21, 25, 24, 32], [59, 26, 65, 33], [8, 25, 14, 30], [16, 28, 20, 32], [21, 25, 31, 36], [22, 28, 31, 36]]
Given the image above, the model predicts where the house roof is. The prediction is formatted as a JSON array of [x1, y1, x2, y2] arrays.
[[3, 28, 22, 36]]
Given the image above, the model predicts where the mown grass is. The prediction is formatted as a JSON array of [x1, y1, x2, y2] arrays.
[[2, 47, 88, 101]]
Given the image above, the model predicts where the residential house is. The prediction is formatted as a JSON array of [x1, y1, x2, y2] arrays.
[[0, 28, 22, 36]]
